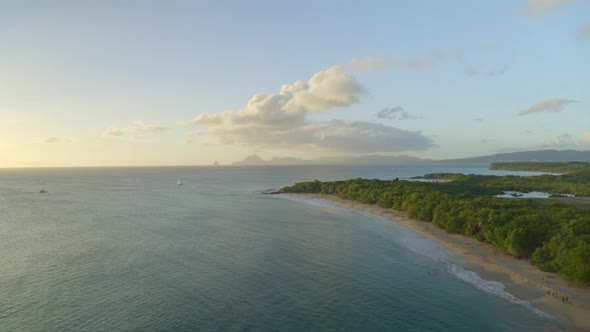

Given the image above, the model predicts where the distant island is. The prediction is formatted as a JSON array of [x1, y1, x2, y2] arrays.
[[232, 149, 590, 166]]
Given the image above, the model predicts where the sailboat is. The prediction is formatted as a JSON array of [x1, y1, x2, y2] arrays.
[[39, 183, 48, 194], [177, 179, 183, 186]]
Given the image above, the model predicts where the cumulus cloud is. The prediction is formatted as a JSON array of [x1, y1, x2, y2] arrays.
[[519, 98, 580, 115], [525, 0, 576, 16], [102, 120, 168, 137], [376, 107, 422, 120], [190, 66, 434, 153], [580, 21, 590, 40], [191, 66, 363, 128], [42, 137, 71, 144], [347, 57, 393, 73]]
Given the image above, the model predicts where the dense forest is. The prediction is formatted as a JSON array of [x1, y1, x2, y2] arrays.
[[415, 170, 590, 196], [280, 163, 590, 284]]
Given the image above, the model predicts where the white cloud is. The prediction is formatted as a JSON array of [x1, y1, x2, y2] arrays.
[[519, 98, 579, 115], [525, 0, 576, 16], [102, 120, 168, 137], [191, 66, 363, 129], [190, 66, 434, 153], [42, 137, 71, 144], [376, 107, 422, 120], [285, 66, 366, 112], [347, 57, 393, 73]]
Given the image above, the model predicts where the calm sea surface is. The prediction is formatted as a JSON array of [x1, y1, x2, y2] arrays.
[[0, 165, 561, 331]]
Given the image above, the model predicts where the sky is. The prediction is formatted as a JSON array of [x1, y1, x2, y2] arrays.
[[1, 0, 589, 167]]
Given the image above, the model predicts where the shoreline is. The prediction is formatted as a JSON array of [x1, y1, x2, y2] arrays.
[[284, 193, 590, 332]]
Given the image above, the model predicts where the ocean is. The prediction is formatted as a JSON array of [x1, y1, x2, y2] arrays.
[[0, 165, 561, 331]]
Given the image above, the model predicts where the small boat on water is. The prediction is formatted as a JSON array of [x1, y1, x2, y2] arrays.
[[39, 183, 48, 194], [177, 179, 183, 186]]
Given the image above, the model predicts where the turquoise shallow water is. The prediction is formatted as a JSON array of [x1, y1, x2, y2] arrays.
[[0, 166, 561, 331]]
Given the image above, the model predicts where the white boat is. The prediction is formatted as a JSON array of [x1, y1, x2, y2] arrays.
[[177, 179, 183, 186]]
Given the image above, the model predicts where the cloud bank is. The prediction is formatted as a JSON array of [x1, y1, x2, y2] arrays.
[[519, 98, 579, 115], [377, 107, 422, 120], [190, 66, 434, 153]]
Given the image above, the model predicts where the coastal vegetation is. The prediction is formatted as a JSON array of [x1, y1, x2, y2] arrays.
[[280, 163, 590, 284]]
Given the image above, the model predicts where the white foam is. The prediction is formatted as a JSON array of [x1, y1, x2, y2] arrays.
[[444, 261, 554, 319]]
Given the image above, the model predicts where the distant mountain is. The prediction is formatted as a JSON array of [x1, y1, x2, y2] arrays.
[[313, 154, 431, 165], [231, 150, 590, 166], [232, 154, 432, 166], [232, 154, 266, 166], [440, 149, 590, 164]]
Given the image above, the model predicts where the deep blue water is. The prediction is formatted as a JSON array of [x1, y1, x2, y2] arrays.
[[0, 165, 561, 331]]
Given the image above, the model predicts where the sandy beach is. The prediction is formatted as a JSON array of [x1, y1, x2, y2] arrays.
[[285, 193, 590, 332]]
